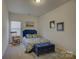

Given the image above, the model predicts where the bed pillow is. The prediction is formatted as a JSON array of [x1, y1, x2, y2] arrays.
[[26, 34, 33, 38], [32, 34, 42, 38], [25, 34, 42, 38], [32, 34, 37, 38]]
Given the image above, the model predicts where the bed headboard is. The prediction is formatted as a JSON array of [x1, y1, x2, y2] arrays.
[[23, 29, 37, 37]]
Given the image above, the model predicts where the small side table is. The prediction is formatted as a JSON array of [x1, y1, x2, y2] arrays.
[[12, 36, 20, 45]]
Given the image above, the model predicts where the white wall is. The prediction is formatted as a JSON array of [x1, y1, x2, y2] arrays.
[[39, 0, 76, 52], [9, 13, 39, 32], [2, 0, 9, 56]]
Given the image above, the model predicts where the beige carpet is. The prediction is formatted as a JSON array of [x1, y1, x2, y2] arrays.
[[30, 52, 75, 59], [3, 44, 34, 59], [3, 44, 75, 59]]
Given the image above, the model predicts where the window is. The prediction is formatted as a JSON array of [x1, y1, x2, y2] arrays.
[[10, 21, 21, 36]]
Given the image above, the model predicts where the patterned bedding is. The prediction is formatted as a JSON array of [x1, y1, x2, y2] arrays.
[[22, 37, 50, 52]]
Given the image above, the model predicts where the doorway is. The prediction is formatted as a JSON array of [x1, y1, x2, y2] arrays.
[[9, 21, 21, 45]]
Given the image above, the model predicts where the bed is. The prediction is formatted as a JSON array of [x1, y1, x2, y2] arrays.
[[22, 29, 54, 53], [22, 29, 76, 58]]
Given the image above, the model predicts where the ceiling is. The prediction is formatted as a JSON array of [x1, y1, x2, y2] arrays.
[[7, 0, 70, 17]]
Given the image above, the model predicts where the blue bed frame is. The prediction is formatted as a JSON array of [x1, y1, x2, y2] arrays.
[[23, 29, 37, 37], [23, 29, 55, 56]]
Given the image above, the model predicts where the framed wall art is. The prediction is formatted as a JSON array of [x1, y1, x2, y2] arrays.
[[50, 20, 55, 29], [25, 21, 34, 27], [57, 22, 64, 31]]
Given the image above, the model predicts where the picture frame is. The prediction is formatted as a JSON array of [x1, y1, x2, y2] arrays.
[[57, 22, 64, 31], [50, 21, 55, 29], [25, 22, 34, 27]]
